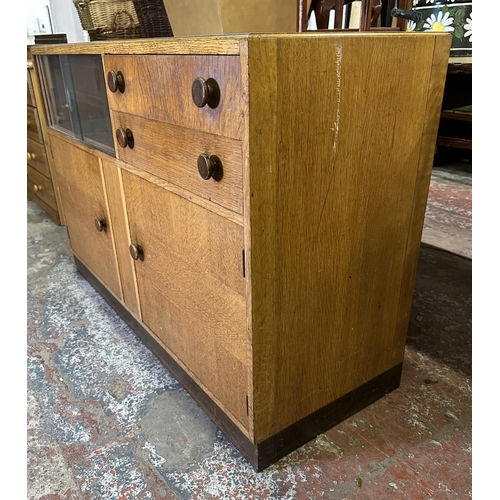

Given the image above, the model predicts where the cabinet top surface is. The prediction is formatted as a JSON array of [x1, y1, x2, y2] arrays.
[[30, 32, 450, 56]]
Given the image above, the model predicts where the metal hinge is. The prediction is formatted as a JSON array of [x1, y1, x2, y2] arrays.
[[246, 394, 249, 416], [242, 249, 246, 278]]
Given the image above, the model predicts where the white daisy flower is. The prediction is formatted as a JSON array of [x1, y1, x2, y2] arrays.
[[407, 20, 416, 32], [464, 12, 472, 42], [412, 0, 419, 5], [423, 11, 454, 32]]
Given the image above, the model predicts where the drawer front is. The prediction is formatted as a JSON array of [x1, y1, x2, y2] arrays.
[[104, 55, 245, 140], [27, 166, 56, 211], [27, 70, 36, 107], [27, 106, 43, 143], [114, 111, 243, 214], [27, 138, 50, 177], [122, 169, 249, 430]]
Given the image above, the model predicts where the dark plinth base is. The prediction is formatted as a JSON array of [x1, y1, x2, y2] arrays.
[[75, 256, 403, 471]]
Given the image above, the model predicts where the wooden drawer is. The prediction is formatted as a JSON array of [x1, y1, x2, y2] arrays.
[[27, 165, 56, 211], [114, 111, 243, 214], [27, 106, 43, 143], [27, 70, 35, 107], [27, 138, 50, 177], [104, 55, 245, 140]]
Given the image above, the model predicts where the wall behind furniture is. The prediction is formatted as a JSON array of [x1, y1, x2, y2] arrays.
[[27, 0, 85, 44]]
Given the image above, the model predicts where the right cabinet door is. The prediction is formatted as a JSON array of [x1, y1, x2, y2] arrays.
[[121, 169, 250, 430]]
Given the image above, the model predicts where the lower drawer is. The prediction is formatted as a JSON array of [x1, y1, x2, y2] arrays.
[[27, 138, 50, 177], [27, 166, 57, 212]]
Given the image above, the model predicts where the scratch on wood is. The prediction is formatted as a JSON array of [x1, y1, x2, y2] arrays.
[[332, 46, 342, 153]]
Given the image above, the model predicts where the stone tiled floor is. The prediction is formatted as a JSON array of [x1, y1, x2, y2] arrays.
[[26, 163, 472, 499]]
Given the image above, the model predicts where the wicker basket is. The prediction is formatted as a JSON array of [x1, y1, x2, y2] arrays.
[[87, 9, 143, 40], [73, 0, 140, 31], [132, 0, 174, 38]]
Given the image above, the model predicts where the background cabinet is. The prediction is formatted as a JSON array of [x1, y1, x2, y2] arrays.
[[27, 46, 64, 225]]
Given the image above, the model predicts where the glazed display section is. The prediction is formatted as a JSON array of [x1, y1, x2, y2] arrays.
[[32, 32, 451, 471]]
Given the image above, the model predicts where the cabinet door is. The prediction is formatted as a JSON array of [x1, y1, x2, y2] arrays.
[[51, 136, 122, 298], [122, 170, 249, 430]]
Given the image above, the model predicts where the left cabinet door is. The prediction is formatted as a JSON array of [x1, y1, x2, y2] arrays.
[[50, 135, 122, 299]]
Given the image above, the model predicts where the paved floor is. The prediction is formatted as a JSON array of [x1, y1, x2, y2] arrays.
[[27, 163, 472, 499]]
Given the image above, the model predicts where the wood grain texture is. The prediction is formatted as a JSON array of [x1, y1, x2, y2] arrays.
[[247, 34, 451, 442], [27, 166, 56, 212], [50, 134, 122, 299], [31, 37, 244, 56], [28, 48, 65, 225], [122, 169, 249, 430], [237, 38, 255, 439], [27, 106, 43, 143], [392, 34, 452, 362], [27, 138, 50, 178], [112, 111, 243, 214], [27, 70, 35, 107], [103, 55, 244, 140], [101, 159, 142, 317]]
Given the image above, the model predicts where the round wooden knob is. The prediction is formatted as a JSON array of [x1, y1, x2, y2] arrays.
[[129, 244, 144, 261], [27, 152, 32, 161], [107, 70, 125, 93], [116, 127, 134, 149], [95, 218, 107, 233], [191, 77, 220, 109], [33, 184, 44, 193], [197, 154, 222, 181]]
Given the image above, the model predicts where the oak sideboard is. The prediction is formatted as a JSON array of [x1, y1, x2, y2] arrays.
[[31, 32, 451, 470]]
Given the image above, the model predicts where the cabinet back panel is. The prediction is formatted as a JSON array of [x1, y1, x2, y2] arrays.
[[122, 169, 249, 430], [104, 55, 244, 140], [51, 136, 122, 298]]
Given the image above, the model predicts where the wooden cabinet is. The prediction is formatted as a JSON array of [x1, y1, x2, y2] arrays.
[[27, 47, 64, 225], [33, 32, 451, 471]]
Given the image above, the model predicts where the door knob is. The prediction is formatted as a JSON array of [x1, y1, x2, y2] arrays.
[[197, 154, 222, 181], [94, 218, 107, 233], [107, 70, 125, 93], [192, 77, 220, 109], [129, 244, 144, 261], [116, 127, 134, 149]]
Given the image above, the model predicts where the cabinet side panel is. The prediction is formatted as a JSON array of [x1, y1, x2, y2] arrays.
[[250, 34, 449, 442], [392, 35, 452, 360]]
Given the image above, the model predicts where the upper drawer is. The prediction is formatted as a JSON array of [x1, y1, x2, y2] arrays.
[[103, 55, 245, 140], [27, 70, 36, 107], [113, 111, 243, 215], [27, 138, 50, 177], [27, 106, 43, 143]]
